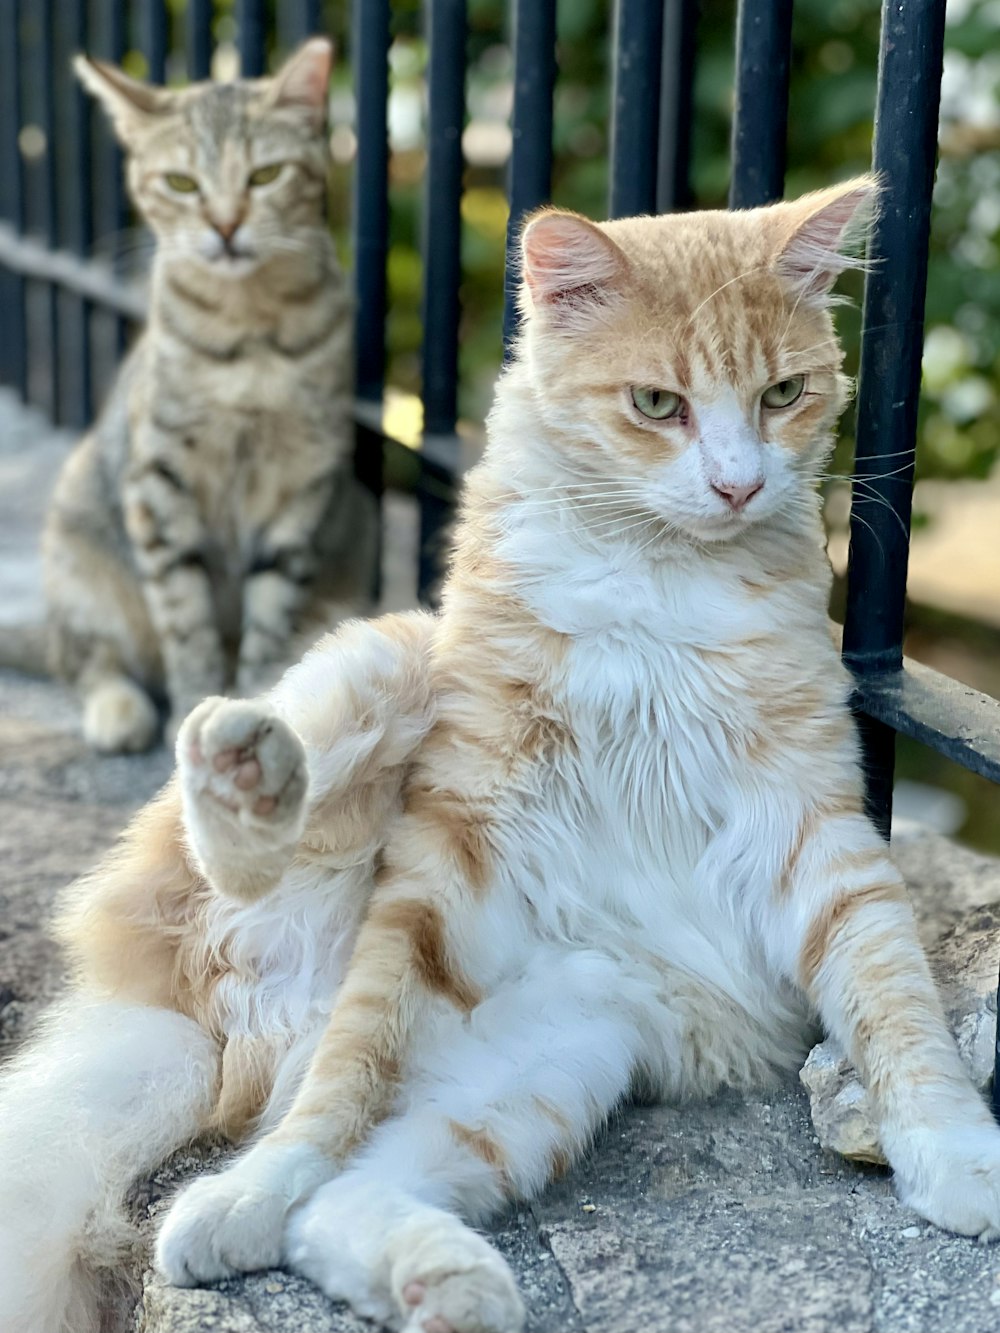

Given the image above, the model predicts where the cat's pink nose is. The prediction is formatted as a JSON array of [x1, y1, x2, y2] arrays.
[[711, 479, 764, 512], [212, 216, 241, 242]]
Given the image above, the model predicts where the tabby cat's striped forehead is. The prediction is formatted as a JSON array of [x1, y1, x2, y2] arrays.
[[126, 80, 326, 165], [75, 37, 333, 162]]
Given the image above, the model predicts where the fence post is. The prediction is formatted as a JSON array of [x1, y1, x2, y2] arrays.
[[55, 0, 94, 428], [657, 0, 698, 214], [609, 0, 665, 218], [351, 0, 391, 595], [418, 0, 467, 601], [501, 0, 556, 355], [237, 0, 266, 77], [36, 0, 61, 420], [0, 0, 27, 400], [186, 0, 212, 81], [841, 0, 947, 838], [729, 0, 793, 208]]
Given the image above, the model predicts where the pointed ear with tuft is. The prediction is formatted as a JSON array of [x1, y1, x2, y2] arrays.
[[520, 210, 627, 324], [267, 38, 333, 125], [73, 55, 171, 144], [773, 175, 880, 302]]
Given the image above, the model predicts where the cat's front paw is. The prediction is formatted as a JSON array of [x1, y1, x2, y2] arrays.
[[890, 1120, 1000, 1240], [177, 696, 308, 842], [157, 1143, 331, 1286], [287, 1179, 526, 1333]]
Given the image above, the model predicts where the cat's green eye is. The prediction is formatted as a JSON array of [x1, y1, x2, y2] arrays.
[[631, 387, 682, 421], [164, 172, 199, 194], [248, 163, 283, 187], [761, 376, 805, 409]]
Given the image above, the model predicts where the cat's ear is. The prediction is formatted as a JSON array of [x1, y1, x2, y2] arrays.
[[268, 38, 333, 125], [520, 210, 627, 323], [73, 56, 171, 144], [773, 176, 879, 301]]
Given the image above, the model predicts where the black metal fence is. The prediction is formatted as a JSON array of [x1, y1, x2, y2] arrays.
[[2, 0, 999, 1088]]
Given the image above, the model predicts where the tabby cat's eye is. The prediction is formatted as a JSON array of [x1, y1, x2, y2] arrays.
[[631, 387, 682, 421], [164, 172, 199, 194], [248, 163, 283, 187], [761, 376, 805, 409]]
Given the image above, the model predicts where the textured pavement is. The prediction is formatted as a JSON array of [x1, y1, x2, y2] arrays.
[[4, 389, 1000, 1331]]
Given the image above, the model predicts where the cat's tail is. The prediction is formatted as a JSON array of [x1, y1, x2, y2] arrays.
[[0, 998, 218, 1333], [0, 620, 49, 676]]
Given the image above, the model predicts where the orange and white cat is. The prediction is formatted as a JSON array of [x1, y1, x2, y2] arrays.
[[4, 178, 1000, 1333]]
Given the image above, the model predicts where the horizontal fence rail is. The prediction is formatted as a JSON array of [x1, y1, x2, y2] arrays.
[[0, 2, 996, 968]]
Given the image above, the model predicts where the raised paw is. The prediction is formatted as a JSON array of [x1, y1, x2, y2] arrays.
[[157, 1143, 331, 1287], [178, 697, 308, 833], [286, 1182, 525, 1333]]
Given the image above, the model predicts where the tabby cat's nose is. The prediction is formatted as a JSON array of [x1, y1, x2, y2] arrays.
[[209, 214, 243, 243], [711, 479, 764, 512]]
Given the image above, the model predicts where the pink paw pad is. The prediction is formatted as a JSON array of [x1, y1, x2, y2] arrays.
[[402, 1283, 454, 1333]]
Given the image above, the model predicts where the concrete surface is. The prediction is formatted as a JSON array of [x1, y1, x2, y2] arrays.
[[4, 388, 1000, 1331]]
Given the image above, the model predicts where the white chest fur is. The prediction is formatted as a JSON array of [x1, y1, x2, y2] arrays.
[[491, 512, 848, 1011]]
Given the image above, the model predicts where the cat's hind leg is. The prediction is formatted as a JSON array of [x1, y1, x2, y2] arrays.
[[280, 948, 651, 1333], [0, 998, 219, 1333]]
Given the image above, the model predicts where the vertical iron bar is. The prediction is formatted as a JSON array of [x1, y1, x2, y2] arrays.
[[352, 0, 390, 404], [421, 0, 466, 436], [728, 0, 793, 208], [501, 0, 556, 355], [609, 0, 665, 218], [0, 0, 27, 398], [36, 0, 61, 419], [418, 0, 467, 602], [279, 0, 323, 51], [237, 0, 267, 76], [186, 0, 213, 80], [842, 0, 947, 843], [56, 0, 94, 427], [94, 0, 128, 360], [141, 0, 169, 85], [657, 0, 698, 213], [351, 0, 391, 597]]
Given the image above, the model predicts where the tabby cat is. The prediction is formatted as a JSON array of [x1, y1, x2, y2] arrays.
[[4, 179, 1000, 1333], [42, 39, 374, 753]]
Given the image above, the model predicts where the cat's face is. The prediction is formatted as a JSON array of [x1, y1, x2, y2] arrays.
[[75, 40, 332, 274], [519, 182, 875, 543]]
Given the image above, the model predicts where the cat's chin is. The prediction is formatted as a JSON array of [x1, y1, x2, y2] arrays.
[[666, 512, 759, 545], [203, 253, 261, 277]]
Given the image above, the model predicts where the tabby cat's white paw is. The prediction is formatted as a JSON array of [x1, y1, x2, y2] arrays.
[[891, 1121, 1000, 1240], [157, 1143, 331, 1286], [177, 696, 308, 840], [83, 677, 159, 753], [287, 1180, 526, 1333]]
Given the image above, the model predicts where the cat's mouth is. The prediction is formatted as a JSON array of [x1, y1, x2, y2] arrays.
[[209, 247, 259, 272]]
